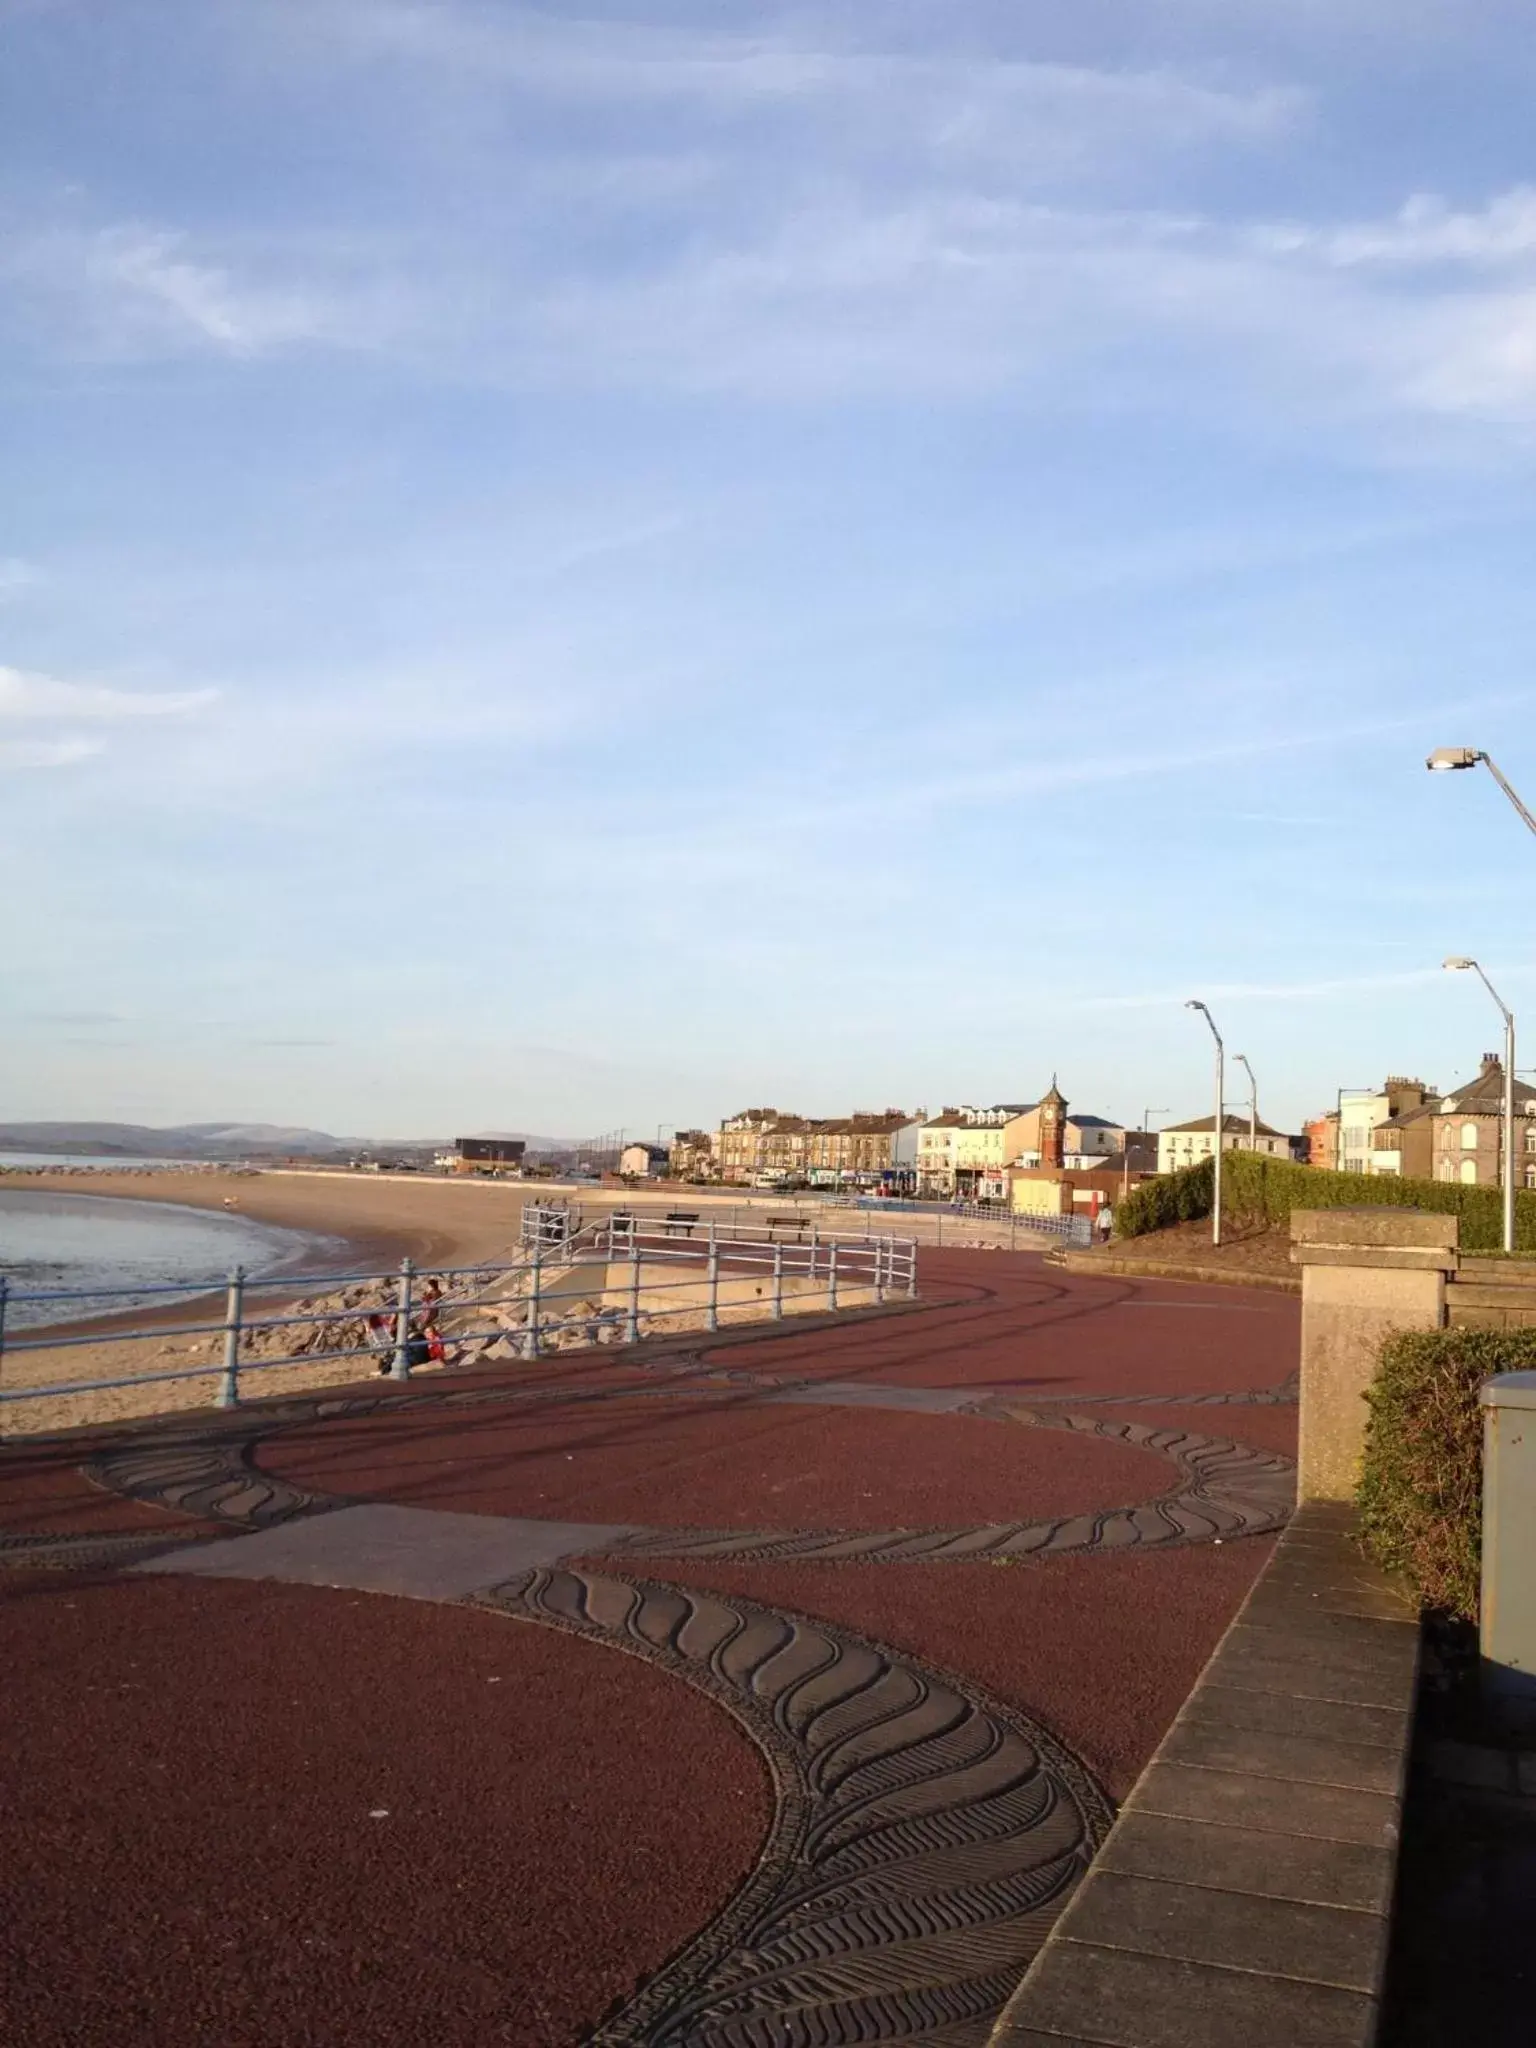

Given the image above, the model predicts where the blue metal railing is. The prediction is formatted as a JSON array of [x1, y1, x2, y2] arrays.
[[840, 1196, 1094, 1248]]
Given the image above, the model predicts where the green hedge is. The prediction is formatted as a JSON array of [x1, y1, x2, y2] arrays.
[[1114, 1148, 1536, 1252], [1113, 1157, 1215, 1237], [1358, 1326, 1536, 1619]]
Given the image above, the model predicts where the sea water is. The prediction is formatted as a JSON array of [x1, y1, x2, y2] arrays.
[[0, 1188, 344, 1329]]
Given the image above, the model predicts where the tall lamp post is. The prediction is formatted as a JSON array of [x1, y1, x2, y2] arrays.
[[1185, 1000, 1225, 1248], [1235, 1054, 1258, 1153], [1444, 956, 1516, 1254], [1426, 748, 1536, 839]]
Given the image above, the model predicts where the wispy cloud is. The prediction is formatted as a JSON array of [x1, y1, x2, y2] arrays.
[[0, 735, 103, 769], [307, 3, 1302, 146], [0, 665, 215, 771], [0, 220, 377, 360], [0, 557, 40, 603], [0, 665, 216, 720], [1258, 188, 1536, 268]]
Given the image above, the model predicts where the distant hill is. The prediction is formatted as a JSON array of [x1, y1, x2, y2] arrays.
[[0, 1120, 360, 1159], [0, 1121, 575, 1160]]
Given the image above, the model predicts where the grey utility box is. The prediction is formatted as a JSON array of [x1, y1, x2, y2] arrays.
[[1481, 1370, 1536, 1724]]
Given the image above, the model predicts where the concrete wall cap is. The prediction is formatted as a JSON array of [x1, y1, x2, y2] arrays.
[[1481, 1370, 1536, 1409], [1290, 1207, 1459, 1250], [1291, 1243, 1460, 1272]]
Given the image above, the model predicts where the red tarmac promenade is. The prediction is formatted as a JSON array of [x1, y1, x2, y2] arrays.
[[0, 1246, 1299, 2048]]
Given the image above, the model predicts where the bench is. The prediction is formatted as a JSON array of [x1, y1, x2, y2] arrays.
[[662, 1212, 699, 1238], [766, 1214, 814, 1241]]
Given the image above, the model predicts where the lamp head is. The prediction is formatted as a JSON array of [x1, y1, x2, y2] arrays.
[[1426, 747, 1483, 773], [1444, 956, 1476, 971], [1185, 999, 1206, 1013]]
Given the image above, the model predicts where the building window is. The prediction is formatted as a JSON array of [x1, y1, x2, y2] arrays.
[[1461, 1158, 1478, 1185], [1439, 1160, 1454, 1181], [1527, 1168, 1536, 1190], [1461, 1123, 1479, 1150]]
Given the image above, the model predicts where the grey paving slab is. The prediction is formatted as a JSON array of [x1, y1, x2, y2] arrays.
[[761, 1380, 984, 1413], [1009, 1942, 1375, 2048], [131, 1504, 641, 1601], [1097, 1811, 1394, 1913], [1247, 1558, 1411, 1603], [1057, 1869, 1384, 1993], [1208, 1630, 1416, 1710], [1179, 1684, 1408, 1752], [1128, 1760, 1399, 1848], [990, 2031, 1113, 2048], [1236, 1607, 1417, 1650], [1291, 1502, 1359, 1528], [1160, 1720, 1406, 1796], [1243, 1580, 1413, 1626]]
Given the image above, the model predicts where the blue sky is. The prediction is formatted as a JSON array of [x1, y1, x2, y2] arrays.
[[4, 0, 1536, 1142]]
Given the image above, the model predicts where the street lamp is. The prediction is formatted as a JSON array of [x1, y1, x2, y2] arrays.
[[1426, 749, 1536, 840], [1185, 1000, 1225, 1248], [1235, 1054, 1258, 1153], [1444, 956, 1516, 1254]]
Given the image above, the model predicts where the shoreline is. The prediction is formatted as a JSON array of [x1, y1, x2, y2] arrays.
[[0, 1170, 546, 1437], [0, 1168, 533, 1275]]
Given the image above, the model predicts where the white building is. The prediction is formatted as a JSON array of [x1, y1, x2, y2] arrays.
[[619, 1141, 670, 1178], [1157, 1115, 1296, 1175], [1063, 1114, 1125, 1169], [1336, 1078, 1438, 1175], [916, 1105, 1034, 1197]]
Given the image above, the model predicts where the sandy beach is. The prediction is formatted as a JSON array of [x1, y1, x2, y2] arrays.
[[0, 1170, 556, 1438]]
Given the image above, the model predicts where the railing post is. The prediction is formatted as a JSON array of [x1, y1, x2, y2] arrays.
[[524, 1239, 543, 1359], [626, 1235, 642, 1345], [707, 1223, 720, 1333], [873, 1236, 886, 1303], [827, 1241, 839, 1312], [907, 1237, 918, 1298], [809, 1221, 819, 1281], [217, 1266, 245, 1409], [390, 1257, 414, 1380], [772, 1242, 784, 1320]]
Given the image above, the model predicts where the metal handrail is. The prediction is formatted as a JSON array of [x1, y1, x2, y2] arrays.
[[0, 1224, 918, 1416]]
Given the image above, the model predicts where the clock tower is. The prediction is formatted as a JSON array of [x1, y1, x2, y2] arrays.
[[1038, 1077, 1068, 1171]]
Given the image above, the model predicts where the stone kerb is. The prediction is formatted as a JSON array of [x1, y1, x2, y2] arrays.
[[1291, 1208, 1458, 1504]]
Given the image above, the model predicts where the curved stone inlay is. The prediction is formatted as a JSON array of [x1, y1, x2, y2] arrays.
[[485, 1566, 1112, 2046], [0, 1429, 340, 1570], [7, 1371, 1293, 1572], [622, 1411, 1294, 1564]]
